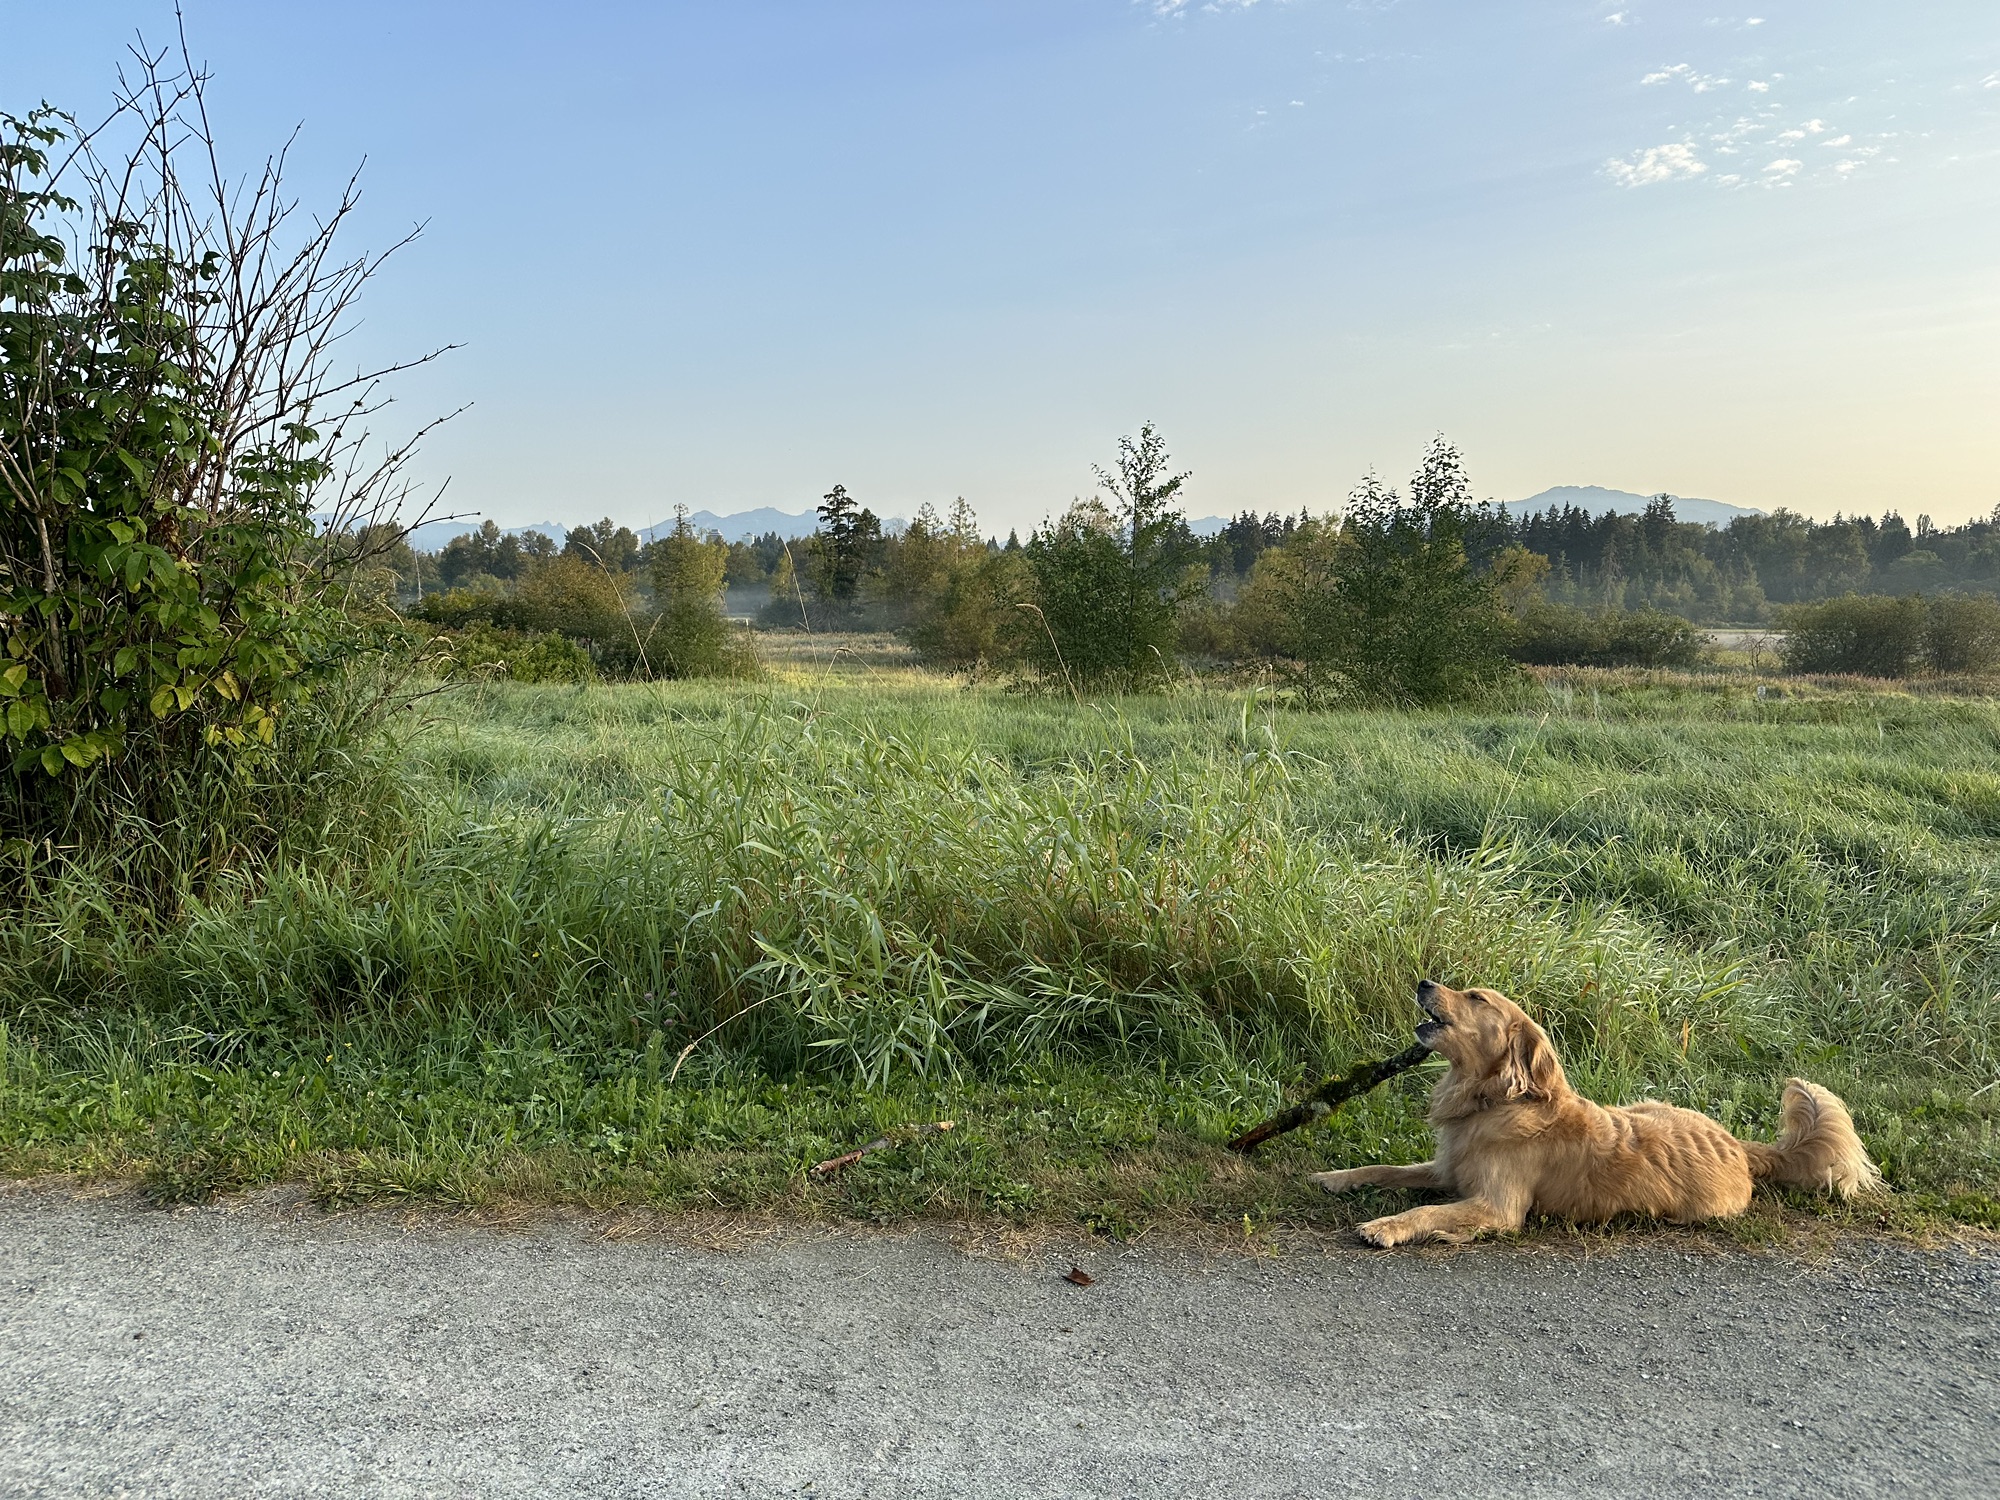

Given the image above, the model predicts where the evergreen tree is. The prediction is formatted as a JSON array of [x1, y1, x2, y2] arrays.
[[809, 484, 880, 604]]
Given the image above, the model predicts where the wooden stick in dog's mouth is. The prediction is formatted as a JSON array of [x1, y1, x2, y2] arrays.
[[1225, 1041, 1434, 1155]]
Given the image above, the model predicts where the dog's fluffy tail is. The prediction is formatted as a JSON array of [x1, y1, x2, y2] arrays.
[[1742, 1079, 1884, 1199]]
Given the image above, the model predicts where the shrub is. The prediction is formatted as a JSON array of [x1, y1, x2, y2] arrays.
[[649, 510, 754, 678], [1778, 595, 1928, 677], [424, 624, 595, 683], [1248, 438, 1511, 704], [0, 67, 432, 884], [1922, 593, 2000, 675], [414, 587, 507, 631], [896, 504, 1029, 671], [1511, 605, 1702, 669], [438, 557, 649, 677], [1024, 424, 1199, 691]]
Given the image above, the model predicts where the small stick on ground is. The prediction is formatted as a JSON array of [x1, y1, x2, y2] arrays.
[[1226, 1043, 1433, 1154], [809, 1121, 956, 1177]]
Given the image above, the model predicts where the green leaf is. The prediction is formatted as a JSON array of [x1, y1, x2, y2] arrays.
[[39, 746, 64, 776]]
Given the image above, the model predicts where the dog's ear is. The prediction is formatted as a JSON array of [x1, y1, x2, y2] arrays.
[[1501, 1020, 1562, 1101]]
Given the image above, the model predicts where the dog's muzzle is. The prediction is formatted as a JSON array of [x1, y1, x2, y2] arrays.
[[1414, 979, 1449, 1049]]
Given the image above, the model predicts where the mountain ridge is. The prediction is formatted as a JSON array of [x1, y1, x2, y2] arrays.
[[1503, 486, 1764, 528]]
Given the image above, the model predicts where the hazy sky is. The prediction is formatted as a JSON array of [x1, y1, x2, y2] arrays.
[[6, 2, 1997, 529]]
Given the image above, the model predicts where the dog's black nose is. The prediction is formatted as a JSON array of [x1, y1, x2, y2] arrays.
[[1416, 978, 1439, 995]]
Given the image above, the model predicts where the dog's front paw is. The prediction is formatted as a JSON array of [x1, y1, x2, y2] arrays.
[[1357, 1214, 1415, 1248], [1309, 1170, 1362, 1195]]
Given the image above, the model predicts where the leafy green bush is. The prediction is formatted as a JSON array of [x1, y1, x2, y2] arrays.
[[1511, 605, 1703, 668], [1779, 595, 1924, 676], [1236, 438, 1511, 704], [1921, 593, 2000, 675], [649, 510, 755, 678], [416, 559, 649, 676], [1, 71, 432, 886], [1025, 425, 1198, 691], [904, 546, 1028, 671], [884, 501, 1028, 671], [2, 111, 319, 778], [1773, 594, 1999, 677], [424, 624, 596, 683], [412, 587, 506, 630]]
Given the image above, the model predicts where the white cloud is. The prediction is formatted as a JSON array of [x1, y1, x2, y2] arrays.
[[1605, 142, 1709, 187], [1643, 62, 1732, 92], [1747, 16, 1765, 24], [1604, 10, 1629, 24], [1823, 134, 1852, 146], [1764, 158, 1802, 175], [1982, 72, 2000, 90], [1747, 80, 1771, 93], [1801, 119, 1827, 133], [1778, 129, 1806, 140], [1835, 160, 1862, 174], [1145, 0, 1271, 14]]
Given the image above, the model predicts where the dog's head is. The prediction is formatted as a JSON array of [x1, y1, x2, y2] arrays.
[[1415, 979, 1565, 1104]]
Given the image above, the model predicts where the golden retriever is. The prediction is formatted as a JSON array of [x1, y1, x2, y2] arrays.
[[1313, 980, 1883, 1246]]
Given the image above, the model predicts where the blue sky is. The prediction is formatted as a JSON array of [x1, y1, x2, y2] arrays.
[[6, 2, 1996, 529]]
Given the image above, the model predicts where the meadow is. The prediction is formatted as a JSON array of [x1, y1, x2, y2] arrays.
[[3, 643, 1997, 1240]]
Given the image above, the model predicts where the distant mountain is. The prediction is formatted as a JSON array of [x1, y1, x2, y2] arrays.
[[1504, 486, 1763, 529]]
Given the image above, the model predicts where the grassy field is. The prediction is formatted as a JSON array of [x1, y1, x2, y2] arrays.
[[3, 648, 1998, 1241]]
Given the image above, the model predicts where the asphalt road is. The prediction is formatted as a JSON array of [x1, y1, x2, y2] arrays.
[[1, 1186, 1994, 1499]]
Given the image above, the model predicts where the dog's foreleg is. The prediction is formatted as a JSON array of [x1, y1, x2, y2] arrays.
[[1310, 1162, 1444, 1195], [1356, 1196, 1522, 1247]]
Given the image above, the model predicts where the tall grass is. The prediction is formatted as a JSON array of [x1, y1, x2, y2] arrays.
[[2, 669, 1996, 1215]]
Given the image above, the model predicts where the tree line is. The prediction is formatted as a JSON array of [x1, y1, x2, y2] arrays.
[[384, 423, 2000, 694], [1509, 498, 2000, 619]]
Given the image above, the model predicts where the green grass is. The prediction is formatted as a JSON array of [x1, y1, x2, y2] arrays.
[[3, 661, 1997, 1241]]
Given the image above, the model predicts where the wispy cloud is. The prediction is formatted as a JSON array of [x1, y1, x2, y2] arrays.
[[1764, 158, 1802, 176], [1143, 0, 1273, 14], [1605, 142, 1709, 187], [1643, 62, 1734, 93]]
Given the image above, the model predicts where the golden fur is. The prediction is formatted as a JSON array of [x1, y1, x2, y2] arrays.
[[1313, 981, 1883, 1247]]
